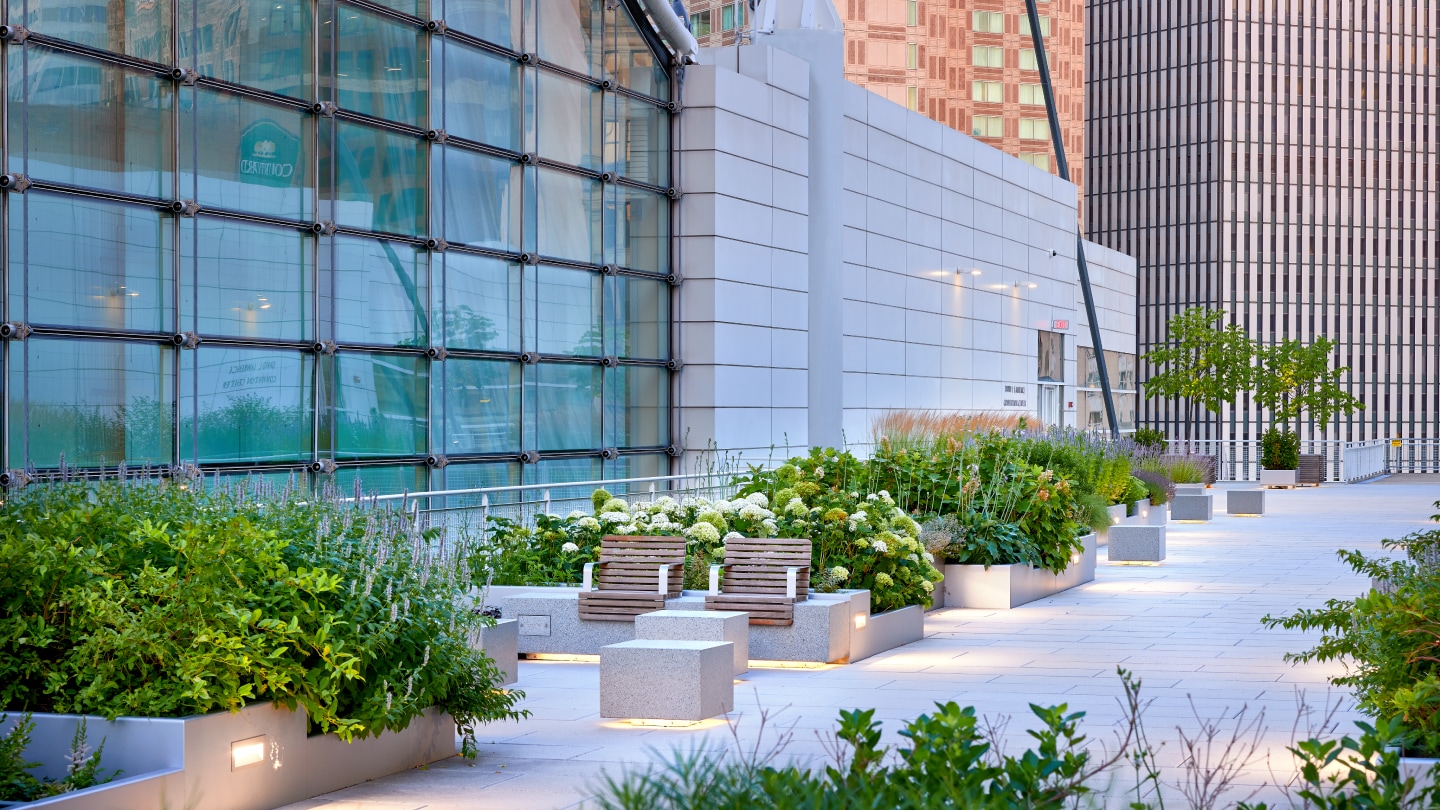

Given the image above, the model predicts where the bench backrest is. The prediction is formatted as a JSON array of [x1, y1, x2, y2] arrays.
[[719, 537, 812, 599], [596, 535, 686, 594]]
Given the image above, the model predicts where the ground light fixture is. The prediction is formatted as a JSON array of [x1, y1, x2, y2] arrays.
[[230, 735, 266, 770]]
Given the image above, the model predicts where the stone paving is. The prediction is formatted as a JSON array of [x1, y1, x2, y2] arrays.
[[285, 479, 1440, 809]]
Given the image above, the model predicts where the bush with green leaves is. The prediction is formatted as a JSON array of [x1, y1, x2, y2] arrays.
[[1137, 453, 1210, 485], [1132, 427, 1167, 451], [0, 476, 526, 756], [1262, 427, 1301, 470], [1264, 502, 1440, 756], [0, 715, 115, 801], [471, 511, 605, 587], [1132, 468, 1174, 505], [1122, 475, 1150, 505]]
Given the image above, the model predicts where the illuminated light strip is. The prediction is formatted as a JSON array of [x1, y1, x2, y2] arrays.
[[521, 653, 600, 662]]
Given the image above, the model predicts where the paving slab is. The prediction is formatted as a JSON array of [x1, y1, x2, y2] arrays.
[[278, 482, 1439, 810]]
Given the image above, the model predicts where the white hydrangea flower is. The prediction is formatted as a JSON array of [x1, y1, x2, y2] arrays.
[[611, 524, 635, 535], [722, 531, 744, 544], [578, 517, 601, 530], [850, 510, 868, 523], [649, 514, 672, 528], [866, 493, 879, 502], [761, 518, 778, 534], [738, 503, 773, 520], [716, 500, 739, 515], [872, 539, 889, 554], [849, 491, 859, 499], [746, 492, 770, 508], [921, 580, 935, 593], [906, 553, 919, 564], [923, 551, 935, 563], [830, 566, 850, 581], [561, 542, 580, 554], [601, 511, 631, 524], [785, 498, 808, 517], [814, 466, 825, 477], [680, 497, 699, 509], [567, 510, 587, 519], [877, 490, 894, 504], [684, 523, 721, 544]]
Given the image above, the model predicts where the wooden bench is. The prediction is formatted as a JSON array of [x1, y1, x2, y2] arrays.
[[578, 536, 686, 622], [705, 537, 812, 626]]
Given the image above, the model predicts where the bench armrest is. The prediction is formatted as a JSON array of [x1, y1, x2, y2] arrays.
[[786, 566, 800, 600], [657, 563, 673, 595], [708, 564, 722, 595], [582, 562, 597, 591]]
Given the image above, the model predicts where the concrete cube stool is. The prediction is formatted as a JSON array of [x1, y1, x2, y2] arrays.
[[1226, 489, 1266, 516], [599, 640, 734, 721], [1108, 525, 1166, 562], [1171, 493, 1213, 521], [470, 618, 519, 685], [636, 609, 749, 675]]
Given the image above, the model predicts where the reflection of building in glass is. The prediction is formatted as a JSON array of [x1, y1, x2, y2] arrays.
[[1088, 1, 1438, 443], [4, 0, 675, 492], [1076, 347, 1137, 432]]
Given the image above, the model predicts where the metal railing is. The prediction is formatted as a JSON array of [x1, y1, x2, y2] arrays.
[[1162, 438, 1440, 484]]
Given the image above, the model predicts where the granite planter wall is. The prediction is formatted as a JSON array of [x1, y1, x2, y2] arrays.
[[1259, 469, 1298, 488], [470, 618, 519, 685], [0, 704, 454, 810], [942, 533, 1096, 609]]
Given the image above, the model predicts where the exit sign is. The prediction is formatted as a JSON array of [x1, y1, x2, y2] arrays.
[[1052, 320, 1069, 330]]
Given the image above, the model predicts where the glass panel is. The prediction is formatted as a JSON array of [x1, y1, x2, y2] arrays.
[[527, 362, 600, 451], [525, 265, 600, 356], [437, 461, 520, 509], [439, 358, 520, 454], [442, 148, 520, 250], [1115, 392, 1137, 430], [525, 456, 601, 488], [537, 72, 600, 170], [1117, 352, 1137, 390], [536, 0, 601, 77], [332, 464, 427, 496], [606, 275, 667, 359], [536, 168, 600, 263], [14, 48, 172, 198], [1079, 390, 1106, 431], [23, 0, 171, 62], [442, 41, 521, 151], [188, 218, 309, 341], [330, 235, 428, 347], [181, 347, 313, 463], [11, 338, 173, 467], [606, 452, 665, 482], [443, 0, 520, 50], [442, 253, 519, 351], [324, 119, 427, 236], [1078, 346, 1101, 387], [181, 0, 311, 98], [14, 193, 172, 332], [607, 365, 666, 447], [327, 5, 428, 128], [605, 1, 667, 98], [606, 94, 667, 186], [1037, 331, 1062, 382], [334, 351, 428, 458], [607, 185, 667, 273], [183, 88, 312, 220], [361, 0, 428, 19]]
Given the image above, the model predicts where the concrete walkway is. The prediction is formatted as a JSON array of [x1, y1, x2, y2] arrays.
[[285, 481, 1439, 809]]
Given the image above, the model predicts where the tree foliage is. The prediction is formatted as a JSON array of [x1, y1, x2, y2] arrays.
[[1141, 308, 1255, 442], [1253, 337, 1364, 433]]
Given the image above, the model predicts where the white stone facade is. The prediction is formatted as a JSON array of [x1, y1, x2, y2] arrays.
[[676, 41, 1137, 462]]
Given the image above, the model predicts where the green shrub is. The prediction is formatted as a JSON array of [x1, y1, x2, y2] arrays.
[[1074, 492, 1112, 534], [1121, 475, 1149, 505], [1132, 469, 1174, 505], [1262, 427, 1301, 470], [472, 512, 605, 587], [1264, 502, 1440, 755], [1132, 427, 1167, 451], [1137, 454, 1208, 484], [0, 478, 525, 755]]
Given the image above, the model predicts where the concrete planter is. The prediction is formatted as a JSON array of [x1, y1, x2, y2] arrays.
[[848, 605, 925, 662], [1171, 493, 1214, 521], [1259, 469, 1298, 488], [1106, 503, 1127, 527], [470, 617, 519, 685], [926, 572, 946, 611], [1145, 502, 1169, 526], [943, 533, 1096, 609], [0, 704, 454, 810], [1400, 756, 1440, 793], [1126, 498, 1150, 520]]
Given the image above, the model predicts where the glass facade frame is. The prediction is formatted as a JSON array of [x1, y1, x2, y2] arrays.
[[1, 0, 676, 491]]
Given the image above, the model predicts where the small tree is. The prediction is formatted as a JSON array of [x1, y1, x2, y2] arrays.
[[1142, 308, 1255, 446], [1253, 337, 1363, 435]]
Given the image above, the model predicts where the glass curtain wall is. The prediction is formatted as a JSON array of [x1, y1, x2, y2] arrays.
[[2, 0, 675, 493]]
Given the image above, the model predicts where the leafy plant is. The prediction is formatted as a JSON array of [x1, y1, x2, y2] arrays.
[[0, 476, 526, 757], [1142, 307, 1256, 445], [1253, 337, 1364, 435], [1263, 502, 1440, 755], [1133, 469, 1174, 505], [1132, 427, 1167, 451], [1074, 492, 1112, 534], [1239, 718, 1440, 809], [1122, 475, 1150, 505], [1261, 427, 1300, 471], [0, 714, 117, 801], [1137, 454, 1210, 485]]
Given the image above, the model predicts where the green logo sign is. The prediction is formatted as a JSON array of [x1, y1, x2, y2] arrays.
[[238, 119, 300, 188]]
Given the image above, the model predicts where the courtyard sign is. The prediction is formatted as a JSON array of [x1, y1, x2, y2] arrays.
[[239, 119, 300, 187]]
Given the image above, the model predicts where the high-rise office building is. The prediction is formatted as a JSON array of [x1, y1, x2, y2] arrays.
[[1087, 1, 1438, 443], [685, 0, 1087, 194], [0, 0, 677, 491]]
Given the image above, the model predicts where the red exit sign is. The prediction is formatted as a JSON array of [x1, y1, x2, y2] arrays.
[[1052, 320, 1069, 330]]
